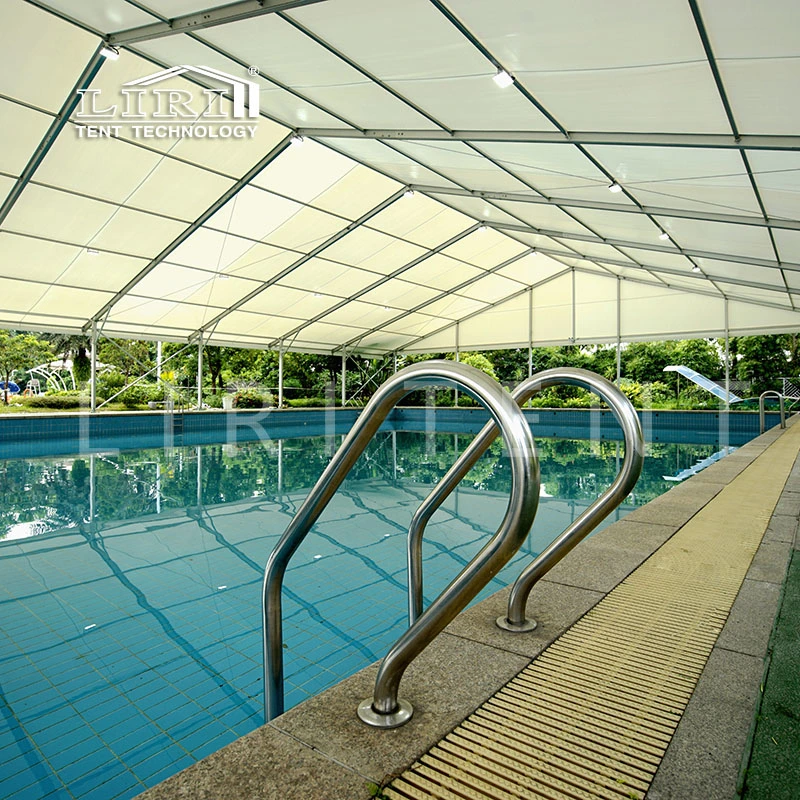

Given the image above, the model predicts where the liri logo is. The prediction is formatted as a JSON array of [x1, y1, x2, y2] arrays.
[[75, 65, 260, 140]]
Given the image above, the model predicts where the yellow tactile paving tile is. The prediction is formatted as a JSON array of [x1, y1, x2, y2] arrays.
[[386, 424, 800, 799]]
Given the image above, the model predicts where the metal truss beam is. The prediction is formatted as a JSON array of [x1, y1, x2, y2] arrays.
[[193, 188, 408, 338], [532, 246, 795, 294], [296, 128, 800, 152], [409, 185, 800, 232], [485, 221, 800, 274], [86, 132, 294, 329], [108, 0, 327, 45]]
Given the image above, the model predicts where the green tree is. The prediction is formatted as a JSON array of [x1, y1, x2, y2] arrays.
[[41, 333, 92, 383], [673, 339, 722, 378], [98, 338, 154, 380], [0, 331, 53, 404], [734, 335, 789, 395]]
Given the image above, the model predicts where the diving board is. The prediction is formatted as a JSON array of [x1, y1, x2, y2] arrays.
[[664, 365, 743, 404]]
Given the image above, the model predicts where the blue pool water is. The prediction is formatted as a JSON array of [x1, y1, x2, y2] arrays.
[[0, 421, 737, 800]]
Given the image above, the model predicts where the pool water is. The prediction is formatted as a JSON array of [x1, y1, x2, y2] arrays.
[[0, 428, 732, 800]]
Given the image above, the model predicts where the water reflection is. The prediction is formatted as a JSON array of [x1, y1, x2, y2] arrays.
[[0, 432, 730, 541]]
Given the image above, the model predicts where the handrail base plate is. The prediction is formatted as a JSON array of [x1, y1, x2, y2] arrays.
[[357, 698, 414, 728], [496, 615, 538, 633]]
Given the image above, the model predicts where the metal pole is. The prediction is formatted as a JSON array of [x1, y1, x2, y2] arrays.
[[724, 299, 730, 410], [528, 287, 533, 379], [616, 278, 622, 383], [90, 321, 98, 412], [157, 341, 162, 388], [571, 269, 576, 343], [197, 334, 203, 410], [454, 322, 459, 407], [278, 344, 284, 409], [341, 352, 346, 406]]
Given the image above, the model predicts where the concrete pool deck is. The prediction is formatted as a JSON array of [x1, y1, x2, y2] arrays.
[[136, 420, 799, 800]]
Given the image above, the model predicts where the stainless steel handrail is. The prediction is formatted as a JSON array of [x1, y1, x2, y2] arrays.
[[406, 368, 644, 633], [262, 361, 539, 729], [759, 390, 786, 434]]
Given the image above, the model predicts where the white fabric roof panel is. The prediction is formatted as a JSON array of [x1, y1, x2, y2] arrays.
[[0, 0, 798, 355], [584, 145, 761, 216]]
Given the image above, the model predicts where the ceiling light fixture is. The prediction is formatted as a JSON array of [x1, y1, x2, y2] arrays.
[[492, 69, 514, 89], [403, 188, 415, 198], [692, 265, 701, 273], [100, 44, 120, 60], [659, 231, 670, 241], [608, 182, 622, 194], [86, 248, 100, 255], [290, 134, 304, 146]]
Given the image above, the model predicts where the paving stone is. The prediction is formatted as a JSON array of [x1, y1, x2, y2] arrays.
[[271, 632, 528, 785], [647, 648, 763, 800], [716, 578, 782, 659], [134, 723, 370, 800]]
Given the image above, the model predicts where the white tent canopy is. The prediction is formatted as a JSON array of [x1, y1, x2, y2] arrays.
[[1, 0, 799, 355]]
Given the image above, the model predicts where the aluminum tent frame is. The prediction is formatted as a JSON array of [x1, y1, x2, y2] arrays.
[[1, 0, 799, 355]]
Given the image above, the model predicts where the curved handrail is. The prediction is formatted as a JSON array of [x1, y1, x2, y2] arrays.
[[407, 368, 644, 632], [262, 361, 539, 728], [759, 390, 786, 434]]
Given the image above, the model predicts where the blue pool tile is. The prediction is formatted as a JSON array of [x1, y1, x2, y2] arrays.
[[6, 772, 65, 800], [68, 761, 129, 797], [80, 770, 142, 800], [132, 743, 190, 782], [191, 731, 236, 761], [44, 735, 105, 772], [140, 754, 195, 789], [56, 747, 116, 785]]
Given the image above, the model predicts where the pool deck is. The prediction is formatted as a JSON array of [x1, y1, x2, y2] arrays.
[[136, 420, 800, 800]]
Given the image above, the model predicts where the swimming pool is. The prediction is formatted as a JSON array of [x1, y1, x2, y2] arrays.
[[0, 419, 738, 800]]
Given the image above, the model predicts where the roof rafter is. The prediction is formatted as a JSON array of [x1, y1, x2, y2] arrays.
[[296, 128, 800, 151], [410, 184, 800, 232], [107, 0, 327, 45], [485, 221, 799, 274]]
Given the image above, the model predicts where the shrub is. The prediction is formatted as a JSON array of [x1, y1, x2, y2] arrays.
[[25, 394, 85, 409], [233, 389, 271, 409], [95, 371, 125, 401], [119, 385, 150, 408], [285, 397, 330, 408], [203, 392, 224, 409]]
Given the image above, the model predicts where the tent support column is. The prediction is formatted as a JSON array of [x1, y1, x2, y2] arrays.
[[454, 322, 460, 406], [341, 352, 346, 407], [278, 344, 284, 409], [157, 341, 162, 389], [724, 299, 730, 410], [90, 321, 98, 413], [196, 334, 203, 411], [616, 278, 622, 383], [528, 287, 533, 379], [571, 269, 576, 343]]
